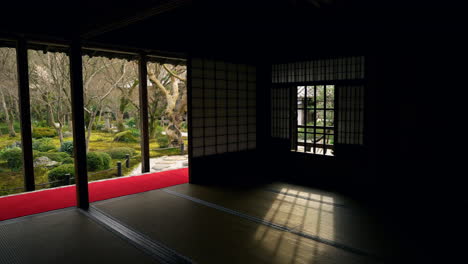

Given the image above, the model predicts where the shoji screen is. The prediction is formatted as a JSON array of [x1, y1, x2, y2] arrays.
[[271, 87, 290, 139], [271, 57, 365, 83], [271, 56, 365, 146], [336, 85, 365, 145], [191, 58, 256, 158]]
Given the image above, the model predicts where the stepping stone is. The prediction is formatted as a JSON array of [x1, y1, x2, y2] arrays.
[[157, 161, 174, 165], [152, 164, 170, 170], [164, 156, 186, 161]]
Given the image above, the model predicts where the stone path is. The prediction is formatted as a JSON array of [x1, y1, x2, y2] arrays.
[[161, 131, 188, 137], [128, 155, 188, 176]]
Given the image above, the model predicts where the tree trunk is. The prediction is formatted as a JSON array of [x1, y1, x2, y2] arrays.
[[0, 91, 16, 137], [105, 114, 111, 131], [116, 111, 125, 132], [97, 105, 103, 125], [68, 118, 73, 132], [48, 105, 55, 127], [56, 124, 64, 146], [85, 112, 96, 153], [148, 115, 157, 138], [165, 111, 182, 147]]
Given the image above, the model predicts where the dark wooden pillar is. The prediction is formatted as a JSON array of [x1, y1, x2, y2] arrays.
[[138, 53, 150, 173], [186, 55, 193, 183], [69, 39, 89, 209], [16, 38, 35, 191]]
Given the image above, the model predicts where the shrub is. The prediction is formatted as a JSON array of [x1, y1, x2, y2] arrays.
[[34, 151, 70, 162], [87, 152, 102, 171], [105, 147, 135, 159], [33, 120, 49, 128], [62, 157, 74, 164], [129, 128, 140, 137], [86, 152, 111, 171], [0, 147, 23, 170], [94, 122, 104, 131], [32, 127, 56, 138], [117, 122, 126, 132], [48, 164, 74, 187], [99, 152, 111, 169], [32, 138, 57, 152], [156, 135, 169, 148], [154, 124, 164, 136], [59, 141, 74, 155], [113, 130, 138, 143], [126, 118, 137, 128]]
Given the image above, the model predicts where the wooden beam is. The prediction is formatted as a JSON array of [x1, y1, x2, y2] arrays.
[[138, 53, 150, 173], [80, 0, 191, 39], [69, 39, 89, 209], [187, 55, 193, 183], [16, 38, 35, 191]]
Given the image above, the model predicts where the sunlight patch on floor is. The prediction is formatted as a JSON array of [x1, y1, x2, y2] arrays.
[[253, 188, 336, 261]]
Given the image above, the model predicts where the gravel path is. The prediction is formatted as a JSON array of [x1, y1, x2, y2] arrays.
[[128, 155, 188, 176]]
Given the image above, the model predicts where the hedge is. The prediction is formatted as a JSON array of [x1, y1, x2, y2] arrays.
[[87, 152, 111, 171], [48, 164, 75, 187], [105, 147, 135, 159]]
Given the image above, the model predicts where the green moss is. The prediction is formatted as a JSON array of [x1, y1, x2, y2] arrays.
[[32, 127, 56, 138], [105, 147, 135, 159], [113, 130, 138, 143], [34, 151, 70, 162]]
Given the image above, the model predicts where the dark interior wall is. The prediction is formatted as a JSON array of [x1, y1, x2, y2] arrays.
[[258, 2, 455, 199], [262, 14, 463, 262]]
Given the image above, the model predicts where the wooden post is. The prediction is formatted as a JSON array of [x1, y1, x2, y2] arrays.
[[125, 154, 130, 168], [187, 55, 193, 183], [117, 162, 122, 177], [65, 173, 71, 185], [69, 39, 89, 210], [138, 53, 150, 173], [16, 38, 35, 192]]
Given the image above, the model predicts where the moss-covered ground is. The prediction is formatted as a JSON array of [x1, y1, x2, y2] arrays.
[[0, 131, 188, 196]]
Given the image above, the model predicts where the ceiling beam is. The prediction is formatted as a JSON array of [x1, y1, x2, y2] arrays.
[[81, 0, 191, 39]]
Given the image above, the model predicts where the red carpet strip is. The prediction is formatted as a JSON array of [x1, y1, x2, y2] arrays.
[[0, 168, 188, 221]]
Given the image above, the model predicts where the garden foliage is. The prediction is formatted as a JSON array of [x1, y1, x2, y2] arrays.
[[47, 164, 75, 187], [113, 130, 138, 143], [87, 152, 112, 171], [105, 147, 135, 159], [0, 147, 22, 170], [32, 138, 57, 152], [32, 127, 57, 138], [59, 141, 74, 155]]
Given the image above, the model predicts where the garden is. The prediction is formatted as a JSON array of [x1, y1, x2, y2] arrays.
[[0, 47, 187, 196]]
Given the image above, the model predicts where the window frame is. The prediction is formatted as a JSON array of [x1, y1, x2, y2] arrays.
[[293, 84, 336, 156]]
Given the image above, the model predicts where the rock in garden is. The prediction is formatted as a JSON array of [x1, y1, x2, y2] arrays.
[[10, 141, 22, 148], [34, 156, 60, 167]]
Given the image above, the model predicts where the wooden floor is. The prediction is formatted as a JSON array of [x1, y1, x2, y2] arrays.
[[0, 182, 402, 263]]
